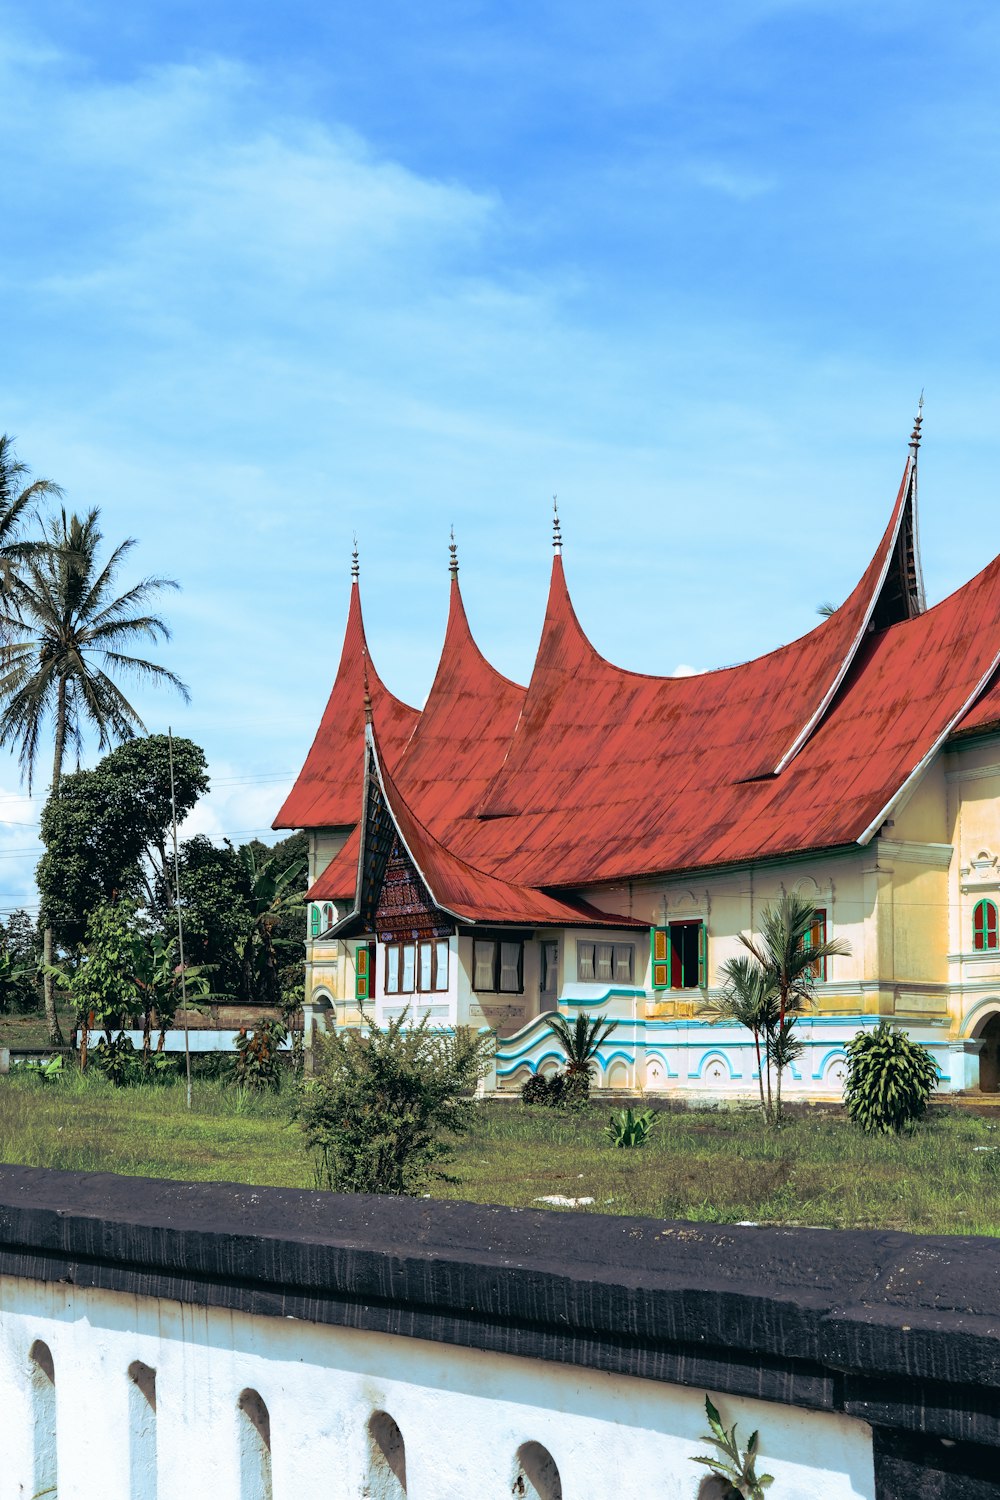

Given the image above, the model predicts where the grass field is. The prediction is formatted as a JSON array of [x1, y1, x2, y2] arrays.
[[2, 1069, 1000, 1234]]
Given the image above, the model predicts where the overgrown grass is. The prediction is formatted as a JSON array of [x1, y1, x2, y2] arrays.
[[1, 1071, 999, 1234]]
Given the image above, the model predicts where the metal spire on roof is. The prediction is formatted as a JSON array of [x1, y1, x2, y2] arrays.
[[909, 391, 924, 460], [552, 496, 562, 554], [449, 525, 459, 579], [351, 535, 360, 583]]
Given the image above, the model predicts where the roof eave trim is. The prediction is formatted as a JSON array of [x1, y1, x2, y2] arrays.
[[856, 648, 1000, 847], [773, 458, 914, 776]]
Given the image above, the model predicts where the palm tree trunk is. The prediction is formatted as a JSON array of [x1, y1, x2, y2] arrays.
[[753, 1028, 767, 1118], [42, 683, 67, 1047]]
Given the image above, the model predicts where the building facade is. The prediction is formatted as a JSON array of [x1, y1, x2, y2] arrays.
[[274, 421, 1000, 1098]]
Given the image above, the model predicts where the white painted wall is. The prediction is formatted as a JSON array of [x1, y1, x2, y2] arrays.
[[0, 1276, 875, 1500]]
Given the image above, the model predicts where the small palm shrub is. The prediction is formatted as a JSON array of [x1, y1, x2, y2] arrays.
[[605, 1106, 657, 1148], [843, 1021, 939, 1135]]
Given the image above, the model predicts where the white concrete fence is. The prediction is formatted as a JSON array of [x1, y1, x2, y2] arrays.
[[0, 1169, 995, 1500]]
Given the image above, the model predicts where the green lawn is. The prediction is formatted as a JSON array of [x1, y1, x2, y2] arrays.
[[2, 1070, 1000, 1234]]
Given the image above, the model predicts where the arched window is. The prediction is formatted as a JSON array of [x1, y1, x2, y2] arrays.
[[323, 903, 335, 931], [974, 899, 999, 952], [365, 1410, 406, 1499], [310, 905, 321, 941], [511, 1442, 561, 1500], [29, 1340, 57, 1500], [128, 1361, 157, 1499], [237, 1389, 273, 1500]]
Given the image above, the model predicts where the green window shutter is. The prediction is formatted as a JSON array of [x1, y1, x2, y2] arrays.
[[697, 921, 708, 988], [355, 945, 370, 1001], [651, 926, 670, 990], [310, 905, 320, 941]]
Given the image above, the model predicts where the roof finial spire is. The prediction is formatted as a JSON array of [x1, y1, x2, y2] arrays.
[[351, 534, 360, 583], [449, 525, 459, 579], [362, 650, 373, 726], [909, 391, 924, 460], [552, 495, 562, 554]]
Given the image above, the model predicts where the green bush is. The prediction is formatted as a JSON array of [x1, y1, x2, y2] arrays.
[[521, 1070, 566, 1106], [231, 1017, 287, 1091], [843, 1021, 939, 1135], [297, 1011, 495, 1195], [606, 1106, 657, 1148]]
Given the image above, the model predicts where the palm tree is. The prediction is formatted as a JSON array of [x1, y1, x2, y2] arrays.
[[703, 955, 777, 1119], [543, 1010, 619, 1099], [737, 894, 851, 1121], [0, 508, 188, 1042], [0, 434, 61, 604], [235, 843, 307, 1008]]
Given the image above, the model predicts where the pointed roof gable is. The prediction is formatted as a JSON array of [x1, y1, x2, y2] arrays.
[[480, 455, 924, 824], [273, 579, 419, 830], [316, 724, 644, 931], [393, 572, 526, 841]]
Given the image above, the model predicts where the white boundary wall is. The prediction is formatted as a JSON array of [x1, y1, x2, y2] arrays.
[[0, 1276, 875, 1500]]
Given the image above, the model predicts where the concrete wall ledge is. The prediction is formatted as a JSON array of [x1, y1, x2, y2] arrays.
[[1, 1165, 998, 1492]]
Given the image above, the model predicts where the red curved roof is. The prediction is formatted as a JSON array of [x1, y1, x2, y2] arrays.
[[273, 581, 419, 830], [465, 548, 1000, 888], [318, 726, 645, 928], [952, 667, 1000, 740], [480, 459, 919, 821], [286, 449, 1000, 904], [392, 574, 526, 843]]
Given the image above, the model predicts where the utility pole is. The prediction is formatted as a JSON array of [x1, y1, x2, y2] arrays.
[[168, 728, 192, 1110]]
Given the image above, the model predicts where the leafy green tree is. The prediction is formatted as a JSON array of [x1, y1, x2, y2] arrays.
[[298, 1013, 495, 1194], [170, 831, 307, 1005], [128, 929, 209, 1063], [58, 899, 138, 1048], [235, 839, 307, 1009], [0, 910, 42, 1012], [37, 734, 207, 950], [0, 508, 188, 1041]]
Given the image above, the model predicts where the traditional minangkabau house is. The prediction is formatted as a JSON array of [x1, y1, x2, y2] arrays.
[[274, 413, 1000, 1098]]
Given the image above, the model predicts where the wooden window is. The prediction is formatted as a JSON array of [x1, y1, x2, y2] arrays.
[[310, 905, 321, 941], [804, 909, 828, 980], [355, 943, 374, 1002], [577, 941, 595, 981], [651, 927, 669, 990], [384, 940, 449, 994], [652, 922, 707, 989], [974, 899, 1000, 953], [473, 937, 524, 993], [322, 903, 334, 930]]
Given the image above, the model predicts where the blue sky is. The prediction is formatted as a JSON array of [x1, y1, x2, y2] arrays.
[[1, 1, 999, 912]]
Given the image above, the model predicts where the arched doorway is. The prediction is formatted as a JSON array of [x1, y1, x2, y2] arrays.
[[979, 1014, 1000, 1093]]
